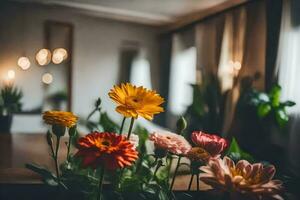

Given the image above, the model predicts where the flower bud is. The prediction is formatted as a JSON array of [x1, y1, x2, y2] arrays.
[[46, 130, 53, 146], [95, 98, 102, 108], [68, 125, 77, 137], [52, 124, 66, 137], [154, 148, 167, 158], [176, 116, 187, 134]]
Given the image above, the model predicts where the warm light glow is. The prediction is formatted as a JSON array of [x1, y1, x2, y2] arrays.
[[36, 49, 51, 66], [42, 73, 53, 84], [233, 61, 242, 71], [52, 48, 68, 64], [17, 56, 31, 70], [7, 70, 15, 80]]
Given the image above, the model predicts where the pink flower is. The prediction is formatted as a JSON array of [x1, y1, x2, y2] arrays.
[[191, 131, 228, 157], [149, 131, 192, 155], [200, 157, 283, 200]]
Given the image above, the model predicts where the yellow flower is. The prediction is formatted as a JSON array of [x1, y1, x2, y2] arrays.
[[43, 110, 78, 128], [108, 83, 164, 120]]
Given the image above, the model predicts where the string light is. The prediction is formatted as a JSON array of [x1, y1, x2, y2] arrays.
[[36, 49, 51, 66], [7, 70, 15, 80], [42, 73, 53, 84], [17, 56, 31, 70], [52, 48, 68, 64]]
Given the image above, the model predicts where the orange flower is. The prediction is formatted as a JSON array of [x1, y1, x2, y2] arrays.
[[43, 110, 78, 128], [186, 147, 211, 163], [76, 132, 138, 170], [108, 83, 164, 120]]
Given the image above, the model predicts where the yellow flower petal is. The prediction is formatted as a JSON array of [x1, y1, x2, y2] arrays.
[[109, 83, 164, 120]]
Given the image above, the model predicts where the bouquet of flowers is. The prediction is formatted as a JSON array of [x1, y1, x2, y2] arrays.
[[27, 83, 283, 200]]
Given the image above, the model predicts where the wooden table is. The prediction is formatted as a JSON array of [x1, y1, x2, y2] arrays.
[[0, 134, 69, 184], [0, 134, 198, 190]]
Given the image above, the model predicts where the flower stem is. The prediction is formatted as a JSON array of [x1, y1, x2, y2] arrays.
[[127, 117, 135, 139], [97, 167, 105, 200], [54, 136, 61, 184], [170, 156, 182, 191], [66, 135, 72, 162], [151, 157, 160, 180], [87, 108, 98, 121], [119, 117, 126, 134], [188, 174, 194, 191]]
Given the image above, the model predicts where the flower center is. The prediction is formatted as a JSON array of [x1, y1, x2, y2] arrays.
[[125, 96, 141, 108], [101, 140, 110, 146]]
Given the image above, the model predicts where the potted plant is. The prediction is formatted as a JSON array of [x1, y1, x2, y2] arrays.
[[0, 84, 23, 133], [236, 83, 295, 166]]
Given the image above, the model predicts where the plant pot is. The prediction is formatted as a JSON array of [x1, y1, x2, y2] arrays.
[[0, 115, 13, 134]]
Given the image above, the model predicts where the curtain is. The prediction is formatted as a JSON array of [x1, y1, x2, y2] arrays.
[[222, 1, 267, 136], [275, 0, 300, 175], [265, 0, 283, 91], [219, 7, 247, 134], [195, 16, 224, 80]]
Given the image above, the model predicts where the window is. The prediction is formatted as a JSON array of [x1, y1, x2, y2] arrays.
[[168, 44, 197, 115]]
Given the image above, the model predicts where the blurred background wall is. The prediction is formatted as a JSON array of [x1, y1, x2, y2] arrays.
[[0, 2, 160, 133]]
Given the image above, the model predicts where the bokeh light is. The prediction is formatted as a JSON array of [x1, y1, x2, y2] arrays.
[[7, 70, 15, 80], [52, 48, 68, 64], [17, 56, 31, 70], [36, 49, 51, 66], [42, 73, 53, 84]]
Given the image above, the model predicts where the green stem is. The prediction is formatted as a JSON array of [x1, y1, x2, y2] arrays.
[[87, 108, 98, 121], [66, 135, 72, 162], [188, 174, 194, 191], [49, 141, 55, 160], [97, 167, 105, 200], [127, 117, 135, 139], [119, 117, 126, 134], [170, 156, 182, 191], [54, 136, 61, 184]]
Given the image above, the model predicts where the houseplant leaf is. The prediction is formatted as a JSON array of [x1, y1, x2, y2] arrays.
[[25, 163, 58, 186], [257, 103, 271, 118], [269, 84, 281, 107], [275, 108, 289, 128]]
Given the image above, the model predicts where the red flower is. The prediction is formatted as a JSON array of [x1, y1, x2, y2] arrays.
[[191, 131, 228, 157], [76, 132, 138, 170]]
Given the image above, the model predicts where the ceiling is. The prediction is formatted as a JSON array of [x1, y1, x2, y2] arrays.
[[10, 0, 247, 26]]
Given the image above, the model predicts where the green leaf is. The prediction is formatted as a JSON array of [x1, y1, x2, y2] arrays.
[[226, 138, 255, 162], [68, 125, 77, 137], [257, 93, 270, 103], [99, 112, 119, 132], [119, 176, 142, 192], [85, 120, 99, 132], [227, 138, 241, 153], [275, 108, 289, 128], [158, 189, 169, 200], [282, 101, 296, 107], [269, 84, 281, 107], [257, 103, 271, 118], [25, 163, 58, 186]]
